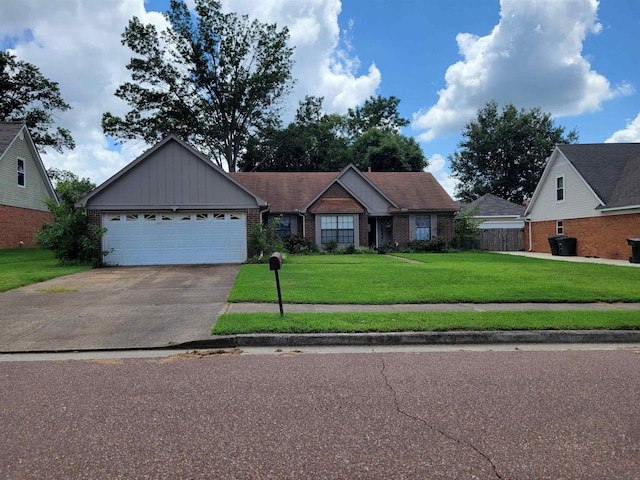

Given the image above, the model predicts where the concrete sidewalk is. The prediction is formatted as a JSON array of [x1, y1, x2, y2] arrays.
[[497, 250, 640, 267]]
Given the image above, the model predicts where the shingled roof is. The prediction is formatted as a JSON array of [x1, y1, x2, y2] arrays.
[[231, 172, 337, 212], [366, 171, 459, 212], [465, 193, 525, 217], [231, 169, 458, 213], [557, 143, 640, 209], [0, 122, 25, 157]]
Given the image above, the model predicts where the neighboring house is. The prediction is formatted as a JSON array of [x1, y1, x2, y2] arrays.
[[462, 193, 525, 252], [78, 135, 458, 266], [0, 122, 57, 248], [464, 193, 525, 229], [524, 143, 640, 260]]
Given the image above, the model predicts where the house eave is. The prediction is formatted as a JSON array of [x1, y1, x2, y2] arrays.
[[597, 203, 640, 213], [85, 203, 261, 211]]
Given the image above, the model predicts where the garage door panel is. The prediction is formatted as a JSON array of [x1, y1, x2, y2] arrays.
[[103, 212, 247, 266]]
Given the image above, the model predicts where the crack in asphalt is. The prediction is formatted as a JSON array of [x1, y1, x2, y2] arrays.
[[378, 355, 503, 479]]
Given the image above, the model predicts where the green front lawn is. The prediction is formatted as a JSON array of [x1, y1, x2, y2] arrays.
[[212, 310, 640, 335], [0, 249, 90, 292], [229, 253, 640, 304]]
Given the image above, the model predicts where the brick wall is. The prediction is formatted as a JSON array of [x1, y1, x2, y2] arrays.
[[527, 213, 640, 260], [0, 204, 54, 248], [86, 209, 103, 255], [393, 215, 410, 247], [437, 214, 455, 243], [324, 183, 351, 198], [359, 213, 369, 247]]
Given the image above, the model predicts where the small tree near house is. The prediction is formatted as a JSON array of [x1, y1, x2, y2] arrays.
[[36, 169, 107, 266], [247, 218, 284, 262], [453, 206, 482, 250]]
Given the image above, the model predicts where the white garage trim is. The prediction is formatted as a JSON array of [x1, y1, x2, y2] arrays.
[[102, 211, 247, 266]]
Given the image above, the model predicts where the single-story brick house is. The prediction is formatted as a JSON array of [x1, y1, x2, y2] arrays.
[[0, 122, 57, 248], [78, 135, 458, 266], [524, 143, 640, 260]]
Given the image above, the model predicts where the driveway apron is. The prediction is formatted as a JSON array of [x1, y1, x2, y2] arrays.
[[0, 265, 240, 352]]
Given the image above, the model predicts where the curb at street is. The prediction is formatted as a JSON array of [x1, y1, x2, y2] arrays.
[[177, 330, 640, 349]]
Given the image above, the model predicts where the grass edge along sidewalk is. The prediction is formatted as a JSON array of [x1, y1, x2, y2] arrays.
[[212, 310, 640, 335], [221, 252, 640, 335], [229, 253, 640, 304]]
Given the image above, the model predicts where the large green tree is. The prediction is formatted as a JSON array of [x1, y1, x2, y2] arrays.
[[449, 100, 578, 204], [0, 51, 74, 153], [345, 95, 409, 137], [102, 0, 295, 172], [240, 96, 348, 171], [241, 95, 426, 172], [349, 128, 427, 172]]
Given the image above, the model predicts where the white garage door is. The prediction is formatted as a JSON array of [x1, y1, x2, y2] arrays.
[[102, 212, 247, 266]]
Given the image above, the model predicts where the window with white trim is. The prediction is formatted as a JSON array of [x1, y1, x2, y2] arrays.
[[556, 176, 565, 202], [321, 215, 354, 244], [556, 220, 564, 235], [17, 158, 25, 187], [415, 215, 431, 240]]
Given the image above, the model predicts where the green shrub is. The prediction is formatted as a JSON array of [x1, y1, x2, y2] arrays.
[[36, 170, 107, 267], [339, 244, 357, 254], [355, 246, 376, 254], [407, 237, 449, 253], [284, 235, 318, 254], [248, 219, 283, 262], [377, 241, 400, 254], [324, 239, 339, 253]]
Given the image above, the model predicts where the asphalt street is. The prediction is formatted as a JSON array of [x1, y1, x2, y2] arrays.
[[1, 348, 638, 479]]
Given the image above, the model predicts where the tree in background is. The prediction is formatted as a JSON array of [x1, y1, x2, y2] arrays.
[[345, 95, 409, 137], [349, 128, 426, 172], [449, 100, 578, 204], [240, 95, 427, 172], [102, 0, 295, 172], [36, 170, 106, 266], [0, 51, 74, 153], [240, 96, 348, 172]]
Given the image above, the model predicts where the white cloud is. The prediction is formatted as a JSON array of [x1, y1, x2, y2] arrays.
[[222, 0, 380, 114], [1, 0, 167, 183], [413, 0, 628, 142], [425, 153, 458, 199], [2, 0, 379, 183], [605, 113, 640, 143]]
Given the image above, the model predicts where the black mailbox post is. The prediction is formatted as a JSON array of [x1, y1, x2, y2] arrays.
[[269, 252, 284, 317], [269, 252, 282, 271]]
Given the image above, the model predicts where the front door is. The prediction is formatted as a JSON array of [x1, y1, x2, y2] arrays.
[[379, 217, 393, 246], [368, 217, 376, 247]]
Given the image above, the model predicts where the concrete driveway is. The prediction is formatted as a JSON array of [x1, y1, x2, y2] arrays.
[[0, 265, 240, 352]]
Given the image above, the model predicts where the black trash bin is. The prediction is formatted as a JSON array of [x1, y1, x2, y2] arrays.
[[548, 235, 567, 256], [557, 237, 577, 256], [627, 238, 640, 263]]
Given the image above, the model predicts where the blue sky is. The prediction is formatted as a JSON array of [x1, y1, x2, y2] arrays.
[[2, 0, 639, 197]]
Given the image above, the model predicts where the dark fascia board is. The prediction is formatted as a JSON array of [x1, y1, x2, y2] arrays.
[[76, 135, 267, 208], [1, 123, 59, 204], [300, 164, 398, 213]]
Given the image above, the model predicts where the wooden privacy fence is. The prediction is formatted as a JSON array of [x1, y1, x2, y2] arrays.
[[474, 228, 524, 251]]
